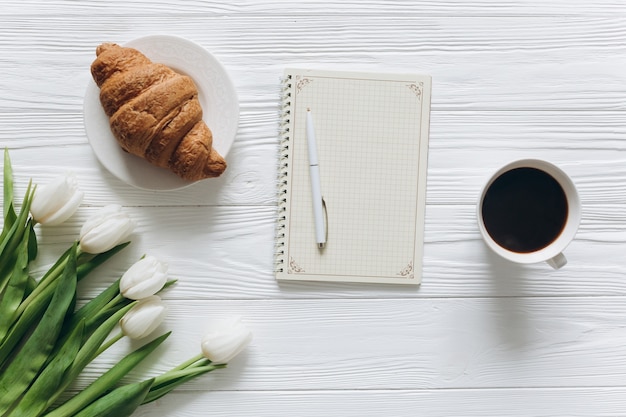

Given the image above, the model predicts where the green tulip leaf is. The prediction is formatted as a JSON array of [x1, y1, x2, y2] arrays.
[[27, 219, 37, 262], [0, 243, 77, 415], [0, 181, 35, 299], [2, 148, 16, 230], [47, 302, 136, 405], [71, 378, 154, 417], [62, 278, 123, 342], [0, 224, 32, 340], [8, 319, 85, 417], [0, 279, 57, 365], [46, 332, 170, 417]]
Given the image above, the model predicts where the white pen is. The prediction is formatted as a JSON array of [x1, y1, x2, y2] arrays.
[[305, 108, 326, 249]]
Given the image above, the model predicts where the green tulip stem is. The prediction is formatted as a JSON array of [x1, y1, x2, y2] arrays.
[[171, 353, 205, 372], [154, 363, 222, 385], [94, 331, 125, 359], [102, 293, 125, 311], [142, 362, 225, 404]]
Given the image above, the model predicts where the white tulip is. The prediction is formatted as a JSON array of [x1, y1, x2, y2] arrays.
[[201, 316, 252, 364], [120, 255, 168, 300], [30, 173, 84, 226], [119, 295, 167, 339], [79, 204, 134, 254]]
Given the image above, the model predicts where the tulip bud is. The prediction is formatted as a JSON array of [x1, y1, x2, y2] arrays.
[[30, 173, 84, 226], [120, 255, 168, 300], [79, 204, 134, 254], [201, 316, 252, 364], [119, 295, 167, 339]]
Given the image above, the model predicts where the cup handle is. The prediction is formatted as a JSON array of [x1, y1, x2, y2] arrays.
[[547, 252, 567, 269]]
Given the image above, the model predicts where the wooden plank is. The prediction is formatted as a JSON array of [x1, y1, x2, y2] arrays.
[[16, 203, 610, 299], [70, 298, 626, 390], [1, 111, 624, 207], [3, 0, 626, 16], [0, 16, 624, 112], [131, 388, 626, 417]]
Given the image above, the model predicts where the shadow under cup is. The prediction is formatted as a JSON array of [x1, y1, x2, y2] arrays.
[[477, 159, 581, 268]]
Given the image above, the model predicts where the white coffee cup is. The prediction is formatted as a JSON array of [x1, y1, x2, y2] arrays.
[[477, 159, 581, 269]]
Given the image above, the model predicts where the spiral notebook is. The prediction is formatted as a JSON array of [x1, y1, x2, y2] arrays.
[[276, 68, 431, 284]]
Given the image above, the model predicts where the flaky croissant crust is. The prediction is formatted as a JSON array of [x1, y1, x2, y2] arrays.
[[91, 43, 227, 181]]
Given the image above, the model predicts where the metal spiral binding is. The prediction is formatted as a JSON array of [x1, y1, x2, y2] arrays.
[[275, 74, 292, 273]]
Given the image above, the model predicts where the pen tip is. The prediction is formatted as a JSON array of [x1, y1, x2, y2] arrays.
[[307, 107, 311, 112]]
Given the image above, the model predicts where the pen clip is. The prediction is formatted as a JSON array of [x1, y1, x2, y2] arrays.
[[320, 197, 328, 249]]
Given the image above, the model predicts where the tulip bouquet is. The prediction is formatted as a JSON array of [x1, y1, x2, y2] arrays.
[[0, 150, 252, 417]]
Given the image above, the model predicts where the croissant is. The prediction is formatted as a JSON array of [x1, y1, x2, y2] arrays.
[[90, 43, 227, 181]]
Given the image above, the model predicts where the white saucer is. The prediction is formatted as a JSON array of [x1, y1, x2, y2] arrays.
[[83, 35, 239, 191]]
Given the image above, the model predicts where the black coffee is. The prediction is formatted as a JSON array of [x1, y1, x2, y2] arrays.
[[481, 167, 568, 253]]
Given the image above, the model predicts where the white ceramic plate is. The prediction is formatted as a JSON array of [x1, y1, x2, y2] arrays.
[[83, 35, 239, 190]]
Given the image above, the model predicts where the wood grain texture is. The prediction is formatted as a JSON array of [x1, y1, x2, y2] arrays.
[[133, 388, 626, 417], [1, 1, 626, 415], [3, 0, 626, 16], [2, 111, 626, 207], [0, 16, 625, 112], [71, 298, 626, 390], [19, 203, 626, 300]]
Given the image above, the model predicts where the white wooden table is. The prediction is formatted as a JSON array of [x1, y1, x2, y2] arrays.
[[2, 1, 626, 416]]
